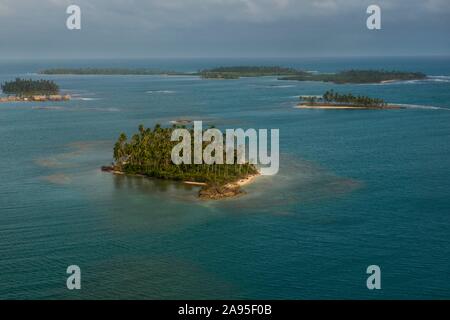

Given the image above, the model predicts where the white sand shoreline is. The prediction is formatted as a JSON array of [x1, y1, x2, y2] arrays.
[[295, 104, 403, 110], [225, 172, 260, 188]]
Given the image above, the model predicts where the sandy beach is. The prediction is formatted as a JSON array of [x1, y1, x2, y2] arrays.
[[225, 172, 260, 188], [296, 104, 404, 110], [183, 181, 207, 186], [184, 172, 260, 188]]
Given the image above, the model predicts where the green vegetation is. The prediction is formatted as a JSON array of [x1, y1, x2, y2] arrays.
[[1, 78, 59, 96], [280, 70, 427, 84], [39, 67, 427, 84], [39, 68, 189, 76], [200, 72, 240, 80], [200, 66, 300, 79], [112, 124, 258, 186], [40, 66, 301, 79], [301, 90, 387, 108]]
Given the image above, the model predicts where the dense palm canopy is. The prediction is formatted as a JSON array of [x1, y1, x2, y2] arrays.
[[320, 90, 387, 107], [113, 124, 258, 185], [1, 78, 59, 96], [302, 90, 387, 107]]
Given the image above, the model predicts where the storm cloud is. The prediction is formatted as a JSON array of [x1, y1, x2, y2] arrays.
[[0, 0, 449, 58]]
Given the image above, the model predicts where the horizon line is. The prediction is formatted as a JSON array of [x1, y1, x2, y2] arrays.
[[1, 54, 450, 61]]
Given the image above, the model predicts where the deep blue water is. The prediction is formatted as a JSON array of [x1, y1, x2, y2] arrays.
[[0, 57, 449, 299]]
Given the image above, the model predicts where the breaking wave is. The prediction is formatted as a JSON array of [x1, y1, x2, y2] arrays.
[[74, 97, 103, 101], [427, 76, 450, 83], [365, 76, 450, 86], [395, 104, 449, 110], [268, 85, 296, 88], [146, 90, 176, 94]]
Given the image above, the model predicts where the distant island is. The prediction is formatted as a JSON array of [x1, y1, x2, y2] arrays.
[[280, 70, 427, 84], [40, 66, 299, 79], [102, 124, 259, 200], [38, 67, 428, 84], [39, 68, 191, 76], [199, 66, 299, 79], [200, 67, 427, 83], [297, 90, 403, 109], [0, 78, 70, 102]]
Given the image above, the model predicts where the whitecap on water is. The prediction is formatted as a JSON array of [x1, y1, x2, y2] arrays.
[[146, 90, 176, 94], [267, 85, 296, 88], [394, 104, 449, 110], [427, 76, 450, 83], [72, 97, 103, 101], [364, 76, 450, 86]]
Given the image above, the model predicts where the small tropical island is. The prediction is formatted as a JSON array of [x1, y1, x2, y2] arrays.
[[280, 70, 427, 84], [102, 124, 260, 200], [297, 90, 403, 109], [0, 78, 70, 102]]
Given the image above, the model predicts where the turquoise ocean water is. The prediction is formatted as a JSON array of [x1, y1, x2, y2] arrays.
[[0, 57, 449, 299]]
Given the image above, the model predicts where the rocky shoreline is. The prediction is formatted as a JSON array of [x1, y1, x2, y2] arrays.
[[198, 184, 245, 200], [0, 95, 71, 103]]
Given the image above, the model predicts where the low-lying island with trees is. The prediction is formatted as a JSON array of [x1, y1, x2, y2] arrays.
[[297, 90, 403, 109], [198, 67, 426, 83], [37, 66, 428, 84], [199, 66, 300, 79], [40, 66, 300, 79], [39, 68, 190, 76], [280, 70, 427, 84], [102, 124, 260, 200], [0, 78, 70, 102]]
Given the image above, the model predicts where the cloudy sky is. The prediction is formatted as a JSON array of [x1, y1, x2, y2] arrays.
[[0, 0, 449, 58]]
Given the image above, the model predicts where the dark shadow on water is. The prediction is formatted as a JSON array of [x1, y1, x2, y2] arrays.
[[112, 173, 199, 197]]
